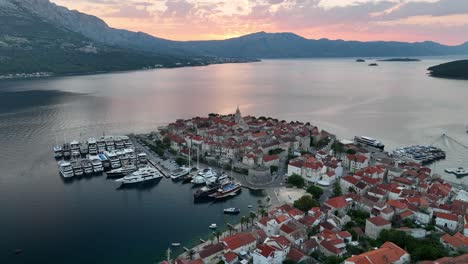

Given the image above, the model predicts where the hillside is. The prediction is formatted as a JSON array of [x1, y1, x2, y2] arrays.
[[0, 0, 199, 76], [427, 60, 468, 79], [13, 1, 468, 59]]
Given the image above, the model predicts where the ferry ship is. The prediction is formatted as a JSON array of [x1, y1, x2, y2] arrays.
[[58, 161, 74, 178], [209, 182, 242, 199], [115, 166, 162, 185], [354, 136, 385, 150]]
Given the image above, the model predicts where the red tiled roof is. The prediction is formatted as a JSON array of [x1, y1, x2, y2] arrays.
[[400, 210, 414, 219], [267, 235, 291, 248], [367, 216, 391, 227], [387, 199, 408, 210], [324, 196, 348, 209], [435, 212, 458, 222], [345, 242, 408, 264], [288, 208, 305, 218], [222, 233, 256, 250], [263, 154, 279, 162], [287, 248, 306, 263], [199, 243, 224, 259], [223, 251, 238, 263], [342, 175, 359, 185], [255, 244, 276, 258], [275, 214, 290, 224]]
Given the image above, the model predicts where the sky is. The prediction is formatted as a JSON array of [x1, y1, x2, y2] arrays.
[[51, 0, 468, 45]]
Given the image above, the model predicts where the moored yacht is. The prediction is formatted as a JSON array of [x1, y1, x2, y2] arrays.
[[105, 137, 115, 151], [81, 159, 94, 174], [70, 140, 80, 157], [170, 166, 191, 180], [223, 208, 240, 214], [88, 138, 98, 155], [98, 154, 111, 170], [105, 151, 121, 169], [194, 183, 221, 200], [209, 182, 242, 199], [54, 145, 63, 158], [89, 155, 104, 173], [191, 175, 206, 185], [58, 161, 74, 178], [114, 137, 125, 150], [122, 136, 133, 148], [80, 142, 89, 155], [96, 138, 106, 153], [62, 143, 71, 159], [106, 164, 138, 178], [71, 161, 84, 176], [115, 166, 162, 185], [137, 153, 148, 163]]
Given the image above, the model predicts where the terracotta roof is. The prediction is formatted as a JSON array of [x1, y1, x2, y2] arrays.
[[387, 199, 408, 210], [440, 233, 468, 248], [223, 251, 238, 263], [275, 214, 290, 224], [345, 242, 408, 264], [435, 212, 458, 222], [342, 175, 359, 185], [287, 247, 306, 263], [320, 240, 342, 255], [222, 233, 256, 250], [399, 210, 414, 219], [288, 208, 305, 218], [367, 216, 391, 227], [199, 243, 224, 259], [263, 154, 279, 162], [255, 244, 277, 258], [324, 196, 348, 209], [267, 235, 291, 248]]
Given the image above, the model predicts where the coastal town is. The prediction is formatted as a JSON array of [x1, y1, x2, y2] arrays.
[[136, 107, 468, 264], [51, 107, 468, 264]]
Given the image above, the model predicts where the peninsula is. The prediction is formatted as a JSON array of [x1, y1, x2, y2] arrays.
[[428, 60, 468, 79], [115, 108, 462, 264], [378, 58, 421, 62]]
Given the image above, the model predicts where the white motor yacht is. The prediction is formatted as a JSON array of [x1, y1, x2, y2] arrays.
[[80, 142, 89, 155], [105, 151, 121, 169], [137, 153, 148, 163], [81, 159, 94, 174], [170, 166, 191, 180], [106, 164, 138, 178], [191, 175, 206, 185], [115, 166, 162, 185], [88, 138, 98, 155], [89, 155, 104, 173], [58, 161, 74, 178], [54, 145, 63, 158]]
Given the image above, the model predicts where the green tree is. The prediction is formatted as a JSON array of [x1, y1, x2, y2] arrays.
[[306, 185, 324, 200], [175, 157, 187, 166], [346, 149, 356, 155], [249, 212, 257, 226], [323, 256, 345, 264], [259, 208, 267, 218], [270, 165, 279, 174], [293, 195, 319, 212], [331, 181, 342, 197], [287, 174, 305, 188]]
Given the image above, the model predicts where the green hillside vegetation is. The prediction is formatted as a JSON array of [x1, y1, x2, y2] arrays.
[[427, 60, 468, 79], [0, 7, 196, 76]]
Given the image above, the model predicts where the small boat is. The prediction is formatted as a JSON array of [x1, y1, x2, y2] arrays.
[[171, 243, 181, 247], [209, 223, 217, 229], [223, 208, 240, 214], [368, 63, 378, 66], [182, 174, 193, 184], [248, 205, 253, 208]]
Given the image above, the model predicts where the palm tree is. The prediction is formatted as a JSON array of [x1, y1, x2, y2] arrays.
[[188, 249, 196, 260], [249, 211, 257, 227], [259, 208, 267, 218], [240, 216, 247, 231], [227, 224, 234, 236], [214, 230, 222, 243]]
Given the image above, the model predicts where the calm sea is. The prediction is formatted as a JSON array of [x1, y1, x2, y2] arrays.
[[1, 57, 468, 263]]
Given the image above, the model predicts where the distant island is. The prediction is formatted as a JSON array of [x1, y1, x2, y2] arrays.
[[356, 59, 366, 62], [427, 60, 468, 79], [378, 58, 421, 62], [368, 63, 379, 66]]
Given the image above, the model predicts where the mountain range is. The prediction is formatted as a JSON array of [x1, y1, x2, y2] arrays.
[[1, 0, 468, 77]]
